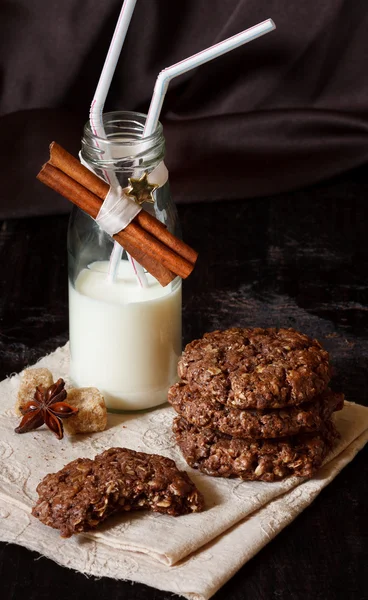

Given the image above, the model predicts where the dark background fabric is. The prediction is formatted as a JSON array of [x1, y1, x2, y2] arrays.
[[0, 0, 367, 217]]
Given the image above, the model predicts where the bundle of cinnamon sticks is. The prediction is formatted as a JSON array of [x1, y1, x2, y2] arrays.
[[37, 143, 198, 286]]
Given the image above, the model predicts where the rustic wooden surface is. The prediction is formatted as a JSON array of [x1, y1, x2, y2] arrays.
[[0, 165, 367, 599]]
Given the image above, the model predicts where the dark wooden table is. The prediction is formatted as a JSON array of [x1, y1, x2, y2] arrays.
[[1, 166, 367, 599]]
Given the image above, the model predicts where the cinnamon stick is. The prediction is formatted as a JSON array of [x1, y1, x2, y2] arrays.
[[136, 211, 198, 265], [49, 142, 108, 199], [49, 142, 198, 266], [37, 163, 175, 286]]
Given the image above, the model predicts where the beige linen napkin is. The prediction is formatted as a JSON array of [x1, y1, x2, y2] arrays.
[[0, 344, 367, 599]]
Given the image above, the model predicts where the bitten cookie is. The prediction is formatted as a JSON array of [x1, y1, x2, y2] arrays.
[[32, 448, 204, 537], [178, 328, 331, 409], [173, 416, 338, 482], [168, 383, 344, 439]]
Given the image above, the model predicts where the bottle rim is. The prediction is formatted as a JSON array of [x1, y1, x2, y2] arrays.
[[81, 111, 165, 168], [83, 110, 163, 147]]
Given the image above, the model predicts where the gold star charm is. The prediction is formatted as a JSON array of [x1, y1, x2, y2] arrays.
[[126, 172, 159, 205]]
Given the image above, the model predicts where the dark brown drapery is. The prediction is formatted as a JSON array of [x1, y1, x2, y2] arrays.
[[1, 0, 367, 217]]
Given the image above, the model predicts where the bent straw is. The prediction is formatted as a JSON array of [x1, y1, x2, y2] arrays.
[[144, 19, 275, 137], [89, 0, 148, 286]]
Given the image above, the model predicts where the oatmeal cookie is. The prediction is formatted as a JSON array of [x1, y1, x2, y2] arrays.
[[168, 383, 343, 439], [178, 328, 331, 409], [173, 416, 338, 482], [32, 448, 204, 537]]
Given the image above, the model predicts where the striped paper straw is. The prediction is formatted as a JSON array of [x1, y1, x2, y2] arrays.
[[89, 0, 148, 287], [144, 19, 276, 137]]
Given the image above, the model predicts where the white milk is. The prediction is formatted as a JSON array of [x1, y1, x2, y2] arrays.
[[69, 261, 182, 411]]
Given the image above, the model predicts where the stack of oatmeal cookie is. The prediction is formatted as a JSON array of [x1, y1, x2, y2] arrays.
[[169, 328, 344, 482]]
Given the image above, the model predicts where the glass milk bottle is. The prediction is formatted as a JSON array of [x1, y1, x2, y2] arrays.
[[67, 111, 182, 411]]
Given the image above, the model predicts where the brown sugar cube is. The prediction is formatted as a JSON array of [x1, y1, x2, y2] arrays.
[[63, 388, 107, 435], [15, 368, 54, 416]]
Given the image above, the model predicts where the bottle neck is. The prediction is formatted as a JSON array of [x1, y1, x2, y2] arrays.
[[81, 111, 165, 186]]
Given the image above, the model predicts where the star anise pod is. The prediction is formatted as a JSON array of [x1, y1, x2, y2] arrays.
[[15, 378, 78, 440]]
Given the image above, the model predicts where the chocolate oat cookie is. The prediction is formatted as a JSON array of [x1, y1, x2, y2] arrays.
[[168, 382, 344, 439], [173, 416, 339, 482], [32, 448, 204, 537], [178, 328, 331, 409]]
